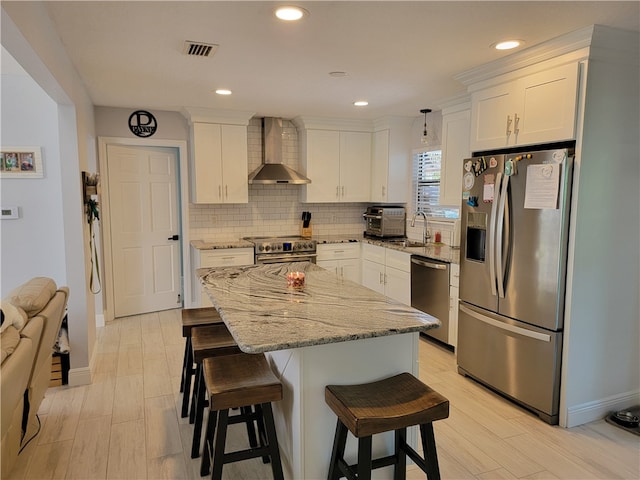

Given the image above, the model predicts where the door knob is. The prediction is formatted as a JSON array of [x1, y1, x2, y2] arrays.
[[168, 234, 179, 241]]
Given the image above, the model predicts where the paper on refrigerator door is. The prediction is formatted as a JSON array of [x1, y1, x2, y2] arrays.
[[524, 164, 560, 209]]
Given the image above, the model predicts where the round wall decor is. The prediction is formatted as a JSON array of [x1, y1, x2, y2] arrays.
[[128, 110, 157, 137]]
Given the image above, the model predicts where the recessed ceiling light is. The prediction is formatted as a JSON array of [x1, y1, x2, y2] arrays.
[[493, 39, 524, 50], [353, 101, 369, 107], [215, 89, 232, 95], [275, 6, 307, 21]]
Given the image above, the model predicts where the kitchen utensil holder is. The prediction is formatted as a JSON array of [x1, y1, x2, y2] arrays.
[[301, 224, 312, 238]]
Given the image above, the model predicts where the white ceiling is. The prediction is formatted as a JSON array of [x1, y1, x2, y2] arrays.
[[30, 1, 640, 120]]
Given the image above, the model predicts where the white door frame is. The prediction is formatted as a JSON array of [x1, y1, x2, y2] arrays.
[[98, 136, 190, 322]]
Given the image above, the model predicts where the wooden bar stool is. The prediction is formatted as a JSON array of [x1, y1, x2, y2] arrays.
[[181, 307, 224, 418], [325, 372, 449, 480], [200, 352, 284, 480], [190, 323, 243, 459]]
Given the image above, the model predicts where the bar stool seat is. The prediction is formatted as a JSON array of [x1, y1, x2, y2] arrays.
[[190, 323, 242, 458], [180, 307, 224, 418], [200, 352, 284, 480], [325, 372, 449, 480]]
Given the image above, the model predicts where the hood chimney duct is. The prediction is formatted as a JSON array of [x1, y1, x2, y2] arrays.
[[248, 117, 311, 184]]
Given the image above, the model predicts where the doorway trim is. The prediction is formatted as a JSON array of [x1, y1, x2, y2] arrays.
[[98, 136, 190, 322]]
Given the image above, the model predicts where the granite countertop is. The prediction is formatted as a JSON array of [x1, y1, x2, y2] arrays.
[[361, 237, 461, 264], [191, 239, 254, 250], [191, 234, 460, 263], [317, 234, 460, 264], [198, 262, 439, 353]]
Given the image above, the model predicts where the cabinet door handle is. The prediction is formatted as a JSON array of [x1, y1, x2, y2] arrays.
[[382, 186, 386, 197], [336, 186, 340, 198], [218, 185, 222, 199], [506, 115, 513, 136], [225, 185, 228, 198], [384, 273, 388, 285], [379, 272, 384, 284], [514, 113, 520, 135]]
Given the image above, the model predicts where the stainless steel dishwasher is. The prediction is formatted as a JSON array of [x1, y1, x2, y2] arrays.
[[411, 256, 450, 344]]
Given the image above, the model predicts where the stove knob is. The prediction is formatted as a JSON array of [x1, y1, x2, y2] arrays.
[[259, 245, 265, 252], [276, 245, 282, 251], [265, 245, 271, 252]]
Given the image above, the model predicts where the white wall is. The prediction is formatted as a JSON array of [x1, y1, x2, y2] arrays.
[[562, 28, 640, 426], [0, 67, 67, 291], [2, 3, 97, 384]]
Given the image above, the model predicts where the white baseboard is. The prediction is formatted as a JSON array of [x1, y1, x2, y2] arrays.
[[565, 389, 640, 427], [67, 367, 92, 387], [95, 313, 105, 328]]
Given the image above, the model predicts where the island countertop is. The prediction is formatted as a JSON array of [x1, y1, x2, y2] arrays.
[[198, 261, 439, 353]]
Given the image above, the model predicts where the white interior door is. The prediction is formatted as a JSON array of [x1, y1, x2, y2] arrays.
[[106, 144, 181, 317]]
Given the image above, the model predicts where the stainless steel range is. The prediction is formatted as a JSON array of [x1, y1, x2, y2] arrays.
[[244, 236, 317, 264]]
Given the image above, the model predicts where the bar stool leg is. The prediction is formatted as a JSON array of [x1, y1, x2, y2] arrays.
[[200, 408, 217, 477], [189, 363, 202, 424], [261, 402, 284, 480], [356, 435, 373, 480], [420, 423, 441, 480], [241, 406, 259, 449], [327, 419, 348, 480], [394, 428, 407, 480], [180, 337, 189, 393], [180, 337, 193, 417], [211, 409, 230, 480], [191, 366, 207, 458]]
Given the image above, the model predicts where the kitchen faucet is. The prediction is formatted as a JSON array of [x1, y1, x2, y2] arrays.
[[410, 210, 430, 245]]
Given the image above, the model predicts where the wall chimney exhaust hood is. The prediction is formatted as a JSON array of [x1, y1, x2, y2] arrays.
[[248, 117, 311, 184]]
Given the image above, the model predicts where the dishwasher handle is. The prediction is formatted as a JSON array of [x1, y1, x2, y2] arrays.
[[411, 257, 448, 270]]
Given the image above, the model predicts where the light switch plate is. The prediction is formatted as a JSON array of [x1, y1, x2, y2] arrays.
[[1, 206, 20, 219]]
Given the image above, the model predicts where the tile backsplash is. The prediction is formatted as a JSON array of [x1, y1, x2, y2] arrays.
[[189, 118, 369, 241]]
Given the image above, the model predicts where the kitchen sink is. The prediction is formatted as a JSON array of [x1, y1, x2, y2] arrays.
[[384, 239, 427, 248]]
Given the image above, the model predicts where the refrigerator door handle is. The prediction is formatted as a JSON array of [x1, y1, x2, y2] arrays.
[[489, 172, 503, 297], [495, 174, 510, 298], [460, 304, 551, 342]]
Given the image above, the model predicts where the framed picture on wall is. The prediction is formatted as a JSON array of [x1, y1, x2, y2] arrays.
[[0, 147, 44, 178]]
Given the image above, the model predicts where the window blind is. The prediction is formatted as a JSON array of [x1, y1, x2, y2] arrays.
[[412, 149, 459, 218]]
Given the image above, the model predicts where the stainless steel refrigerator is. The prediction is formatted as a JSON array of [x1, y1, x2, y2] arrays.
[[457, 147, 573, 424]]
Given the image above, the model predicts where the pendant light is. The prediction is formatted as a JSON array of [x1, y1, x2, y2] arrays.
[[420, 108, 432, 145]]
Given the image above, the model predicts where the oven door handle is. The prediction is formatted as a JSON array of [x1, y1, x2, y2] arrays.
[[256, 253, 317, 264]]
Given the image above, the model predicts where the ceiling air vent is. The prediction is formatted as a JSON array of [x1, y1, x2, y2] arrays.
[[182, 41, 219, 57]]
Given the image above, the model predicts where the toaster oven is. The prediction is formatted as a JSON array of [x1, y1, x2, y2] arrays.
[[363, 206, 406, 238]]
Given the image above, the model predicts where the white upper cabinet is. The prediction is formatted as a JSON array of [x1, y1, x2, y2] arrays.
[[182, 108, 253, 205], [190, 122, 248, 204], [297, 122, 371, 203], [439, 103, 471, 208], [469, 62, 579, 151], [371, 117, 413, 203], [339, 131, 372, 202]]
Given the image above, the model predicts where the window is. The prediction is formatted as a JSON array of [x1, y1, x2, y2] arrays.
[[412, 149, 459, 218]]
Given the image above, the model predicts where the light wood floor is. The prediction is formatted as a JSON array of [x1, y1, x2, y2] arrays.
[[7, 309, 639, 480]]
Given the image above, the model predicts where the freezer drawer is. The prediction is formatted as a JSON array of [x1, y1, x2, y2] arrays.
[[457, 303, 562, 424]]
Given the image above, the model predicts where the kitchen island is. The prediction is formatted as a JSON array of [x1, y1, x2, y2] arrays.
[[198, 262, 439, 480]]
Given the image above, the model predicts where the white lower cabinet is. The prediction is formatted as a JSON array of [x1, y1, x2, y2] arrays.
[[316, 243, 361, 284], [361, 243, 411, 306], [192, 247, 254, 306]]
